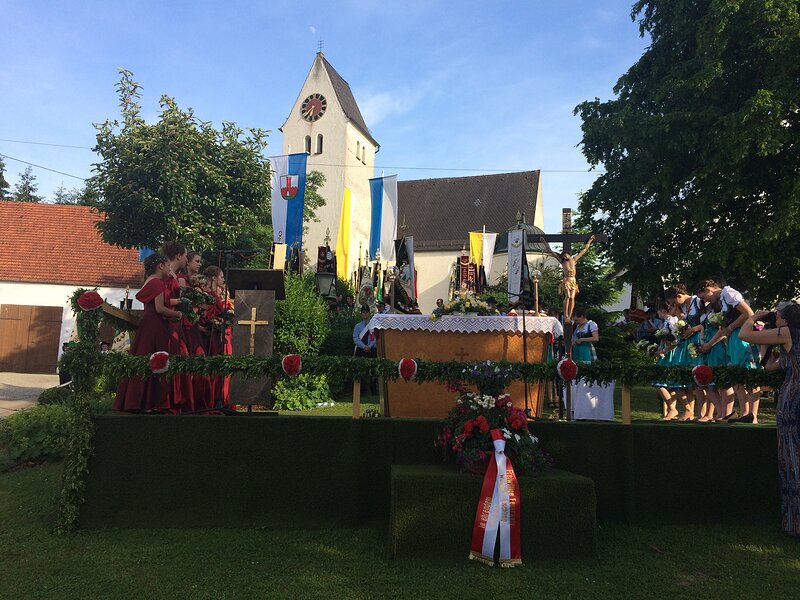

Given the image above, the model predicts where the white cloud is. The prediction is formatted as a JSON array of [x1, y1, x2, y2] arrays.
[[357, 87, 427, 127], [309, 25, 316, 34]]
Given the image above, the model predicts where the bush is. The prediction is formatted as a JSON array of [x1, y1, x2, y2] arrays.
[[0, 404, 73, 463], [273, 274, 329, 356], [38, 386, 73, 406], [272, 373, 332, 411]]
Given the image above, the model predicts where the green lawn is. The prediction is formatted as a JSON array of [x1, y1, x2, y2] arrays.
[[1, 464, 798, 599]]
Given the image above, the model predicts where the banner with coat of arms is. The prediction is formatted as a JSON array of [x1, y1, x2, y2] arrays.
[[270, 153, 308, 256]]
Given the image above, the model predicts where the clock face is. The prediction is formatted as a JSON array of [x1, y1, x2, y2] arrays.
[[301, 93, 327, 122]]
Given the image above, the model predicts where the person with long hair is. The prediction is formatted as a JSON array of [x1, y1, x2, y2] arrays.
[[665, 284, 704, 421], [114, 254, 182, 412], [179, 251, 213, 413], [739, 302, 800, 536], [697, 277, 760, 422], [652, 301, 680, 420], [161, 241, 194, 413], [205, 265, 232, 409]]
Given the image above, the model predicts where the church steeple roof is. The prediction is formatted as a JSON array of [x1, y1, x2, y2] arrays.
[[319, 53, 379, 149]]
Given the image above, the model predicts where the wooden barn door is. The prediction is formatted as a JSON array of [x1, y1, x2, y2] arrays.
[[0, 304, 63, 373]]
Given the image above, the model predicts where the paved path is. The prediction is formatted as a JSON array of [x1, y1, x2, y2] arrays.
[[0, 372, 59, 418]]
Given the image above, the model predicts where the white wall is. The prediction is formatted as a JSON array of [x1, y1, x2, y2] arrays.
[[0, 281, 142, 364]]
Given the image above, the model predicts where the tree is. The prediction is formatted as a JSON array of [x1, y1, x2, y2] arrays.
[[575, 0, 800, 306], [53, 182, 101, 207], [90, 69, 272, 252], [303, 170, 327, 234], [12, 166, 43, 202], [0, 158, 10, 199]]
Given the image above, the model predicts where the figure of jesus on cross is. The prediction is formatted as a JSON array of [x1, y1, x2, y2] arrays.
[[539, 234, 595, 323]]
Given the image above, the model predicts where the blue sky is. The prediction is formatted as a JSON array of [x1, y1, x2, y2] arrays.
[[0, 0, 648, 233]]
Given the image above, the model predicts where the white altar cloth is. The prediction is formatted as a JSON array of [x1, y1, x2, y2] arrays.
[[367, 314, 563, 337]]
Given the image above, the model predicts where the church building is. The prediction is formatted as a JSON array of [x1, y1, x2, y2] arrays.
[[280, 54, 551, 311]]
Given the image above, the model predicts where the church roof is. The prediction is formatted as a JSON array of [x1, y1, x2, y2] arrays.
[[0, 201, 142, 288], [320, 55, 379, 148], [396, 171, 541, 251]]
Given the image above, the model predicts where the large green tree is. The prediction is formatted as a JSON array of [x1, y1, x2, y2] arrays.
[[53, 182, 101, 207], [90, 70, 272, 252], [12, 166, 43, 202], [575, 0, 800, 306]]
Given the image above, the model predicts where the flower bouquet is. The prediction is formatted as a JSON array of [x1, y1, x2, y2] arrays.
[[674, 319, 690, 338], [430, 293, 496, 320], [687, 343, 700, 358], [180, 287, 215, 325], [209, 308, 235, 333], [462, 360, 520, 397], [654, 327, 670, 339], [707, 312, 726, 328], [434, 391, 552, 475]]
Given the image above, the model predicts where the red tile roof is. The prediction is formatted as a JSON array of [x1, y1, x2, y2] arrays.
[[0, 201, 143, 288]]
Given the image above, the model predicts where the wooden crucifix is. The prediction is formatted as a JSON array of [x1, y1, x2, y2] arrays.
[[237, 306, 270, 355], [536, 209, 607, 421]]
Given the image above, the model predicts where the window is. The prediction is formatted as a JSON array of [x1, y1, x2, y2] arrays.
[[361, 146, 366, 164], [316, 134, 323, 154], [356, 141, 360, 158], [304, 135, 311, 155]]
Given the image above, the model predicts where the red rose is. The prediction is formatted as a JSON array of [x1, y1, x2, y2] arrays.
[[149, 351, 170, 373], [507, 407, 528, 430], [398, 358, 418, 381], [557, 358, 578, 381], [475, 415, 490, 433], [463, 420, 475, 436], [77, 291, 104, 311], [282, 354, 302, 377], [692, 364, 714, 386]]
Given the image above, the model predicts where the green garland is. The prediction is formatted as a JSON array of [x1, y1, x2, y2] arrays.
[[54, 289, 100, 534], [96, 353, 785, 390]]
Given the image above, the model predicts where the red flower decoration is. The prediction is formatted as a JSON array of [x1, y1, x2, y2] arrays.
[[464, 420, 476, 436], [149, 351, 170, 373], [282, 354, 302, 377], [398, 358, 418, 381], [557, 358, 578, 381], [692, 364, 714, 386], [506, 407, 528, 430], [77, 291, 103, 311], [475, 415, 490, 433]]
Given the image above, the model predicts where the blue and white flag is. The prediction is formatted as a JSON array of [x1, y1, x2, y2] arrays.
[[270, 153, 308, 253], [368, 174, 398, 262]]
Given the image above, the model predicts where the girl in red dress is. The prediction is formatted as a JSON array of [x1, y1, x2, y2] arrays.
[[204, 265, 233, 409], [114, 254, 182, 412], [179, 251, 214, 413], [161, 241, 194, 413]]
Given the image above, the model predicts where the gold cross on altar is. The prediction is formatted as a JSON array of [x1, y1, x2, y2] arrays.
[[237, 307, 270, 355]]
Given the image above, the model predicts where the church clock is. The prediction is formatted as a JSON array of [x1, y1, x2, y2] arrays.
[[300, 93, 327, 122]]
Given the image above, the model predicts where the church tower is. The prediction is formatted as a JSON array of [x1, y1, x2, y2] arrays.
[[280, 53, 379, 274]]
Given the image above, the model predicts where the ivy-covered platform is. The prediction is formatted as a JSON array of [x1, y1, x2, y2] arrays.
[[389, 465, 597, 561], [78, 416, 780, 530]]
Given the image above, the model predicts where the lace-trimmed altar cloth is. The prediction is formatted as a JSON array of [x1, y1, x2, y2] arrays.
[[367, 315, 563, 337]]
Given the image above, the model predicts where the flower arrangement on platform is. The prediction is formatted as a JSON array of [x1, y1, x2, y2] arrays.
[[77, 291, 104, 311], [149, 351, 170, 373], [435, 391, 551, 475], [281, 354, 302, 377], [557, 358, 578, 381], [692, 364, 714, 386], [430, 293, 496, 320], [398, 358, 418, 381], [462, 360, 520, 396]]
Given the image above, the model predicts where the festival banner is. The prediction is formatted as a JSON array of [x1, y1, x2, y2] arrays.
[[336, 187, 352, 280], [482, 232, 498, 280], [270, 153, 308, 255], [368, 175, 398, 262], [394, 236, 417, 302], [469, 231, 498, 277], [507, 229, 524, 301]]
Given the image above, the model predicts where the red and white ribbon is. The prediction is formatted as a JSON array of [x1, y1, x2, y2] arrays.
[[469, 429, 522, 567]]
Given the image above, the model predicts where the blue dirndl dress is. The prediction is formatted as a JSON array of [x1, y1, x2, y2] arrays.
[[572, 321, 597, 363]]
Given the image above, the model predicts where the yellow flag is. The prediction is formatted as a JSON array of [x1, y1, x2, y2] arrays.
[[469, 231, 483, 265], [336, 187, 351, 279]]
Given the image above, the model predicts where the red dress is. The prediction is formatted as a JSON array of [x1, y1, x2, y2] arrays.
[[179, 276, 213, 413], [163, 274, 195, 413], [113, 278, 170, 412], [208, 290, 232, 409]]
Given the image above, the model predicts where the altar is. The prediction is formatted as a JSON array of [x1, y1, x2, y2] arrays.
[[369, 314, 563, 418]]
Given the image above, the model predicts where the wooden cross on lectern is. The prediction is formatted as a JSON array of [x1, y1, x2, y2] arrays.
[[237, 306, 270, 355]]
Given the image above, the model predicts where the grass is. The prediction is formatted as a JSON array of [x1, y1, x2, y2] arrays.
[[0, 464, 798, 599]]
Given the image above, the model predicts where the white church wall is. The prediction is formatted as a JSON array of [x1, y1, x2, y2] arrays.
[[0, 281, 142, 364]]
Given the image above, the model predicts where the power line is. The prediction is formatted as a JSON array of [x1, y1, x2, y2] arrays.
[[0, 138, 93, 150], [0, 153, 86, 180]]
